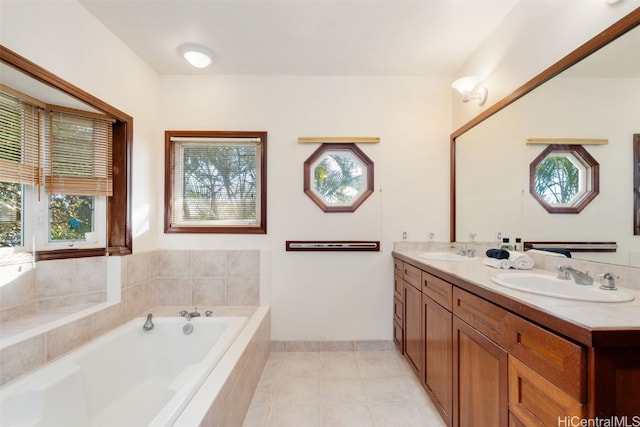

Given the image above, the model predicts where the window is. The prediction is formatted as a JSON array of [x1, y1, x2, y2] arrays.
[[529, 144, 599, 214], [303, 143, 374, 213], [0, 90, 111, 252], [2, 45, 132, 261], [165, 130, 267, 234]]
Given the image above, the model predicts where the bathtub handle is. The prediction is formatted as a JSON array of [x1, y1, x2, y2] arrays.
[[205, 310, 213, 317]]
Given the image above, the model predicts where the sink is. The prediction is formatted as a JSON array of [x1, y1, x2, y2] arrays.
[[491, 272, 634, 303], [418, 252, 477, 262]]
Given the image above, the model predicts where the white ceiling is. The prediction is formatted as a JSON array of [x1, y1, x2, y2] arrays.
[[79, 0, 520, 76]]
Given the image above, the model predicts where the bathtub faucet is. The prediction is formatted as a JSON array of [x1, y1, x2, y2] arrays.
[[180, 308, 201, 320], [143, 313, 154, 331]]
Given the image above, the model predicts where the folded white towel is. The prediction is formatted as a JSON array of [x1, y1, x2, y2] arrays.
[[508, 251, 534, 270], [483, 258, 511, 269]]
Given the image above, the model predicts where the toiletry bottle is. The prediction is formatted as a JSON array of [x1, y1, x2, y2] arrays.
[[515, 238, 523, 251], [501, 238, 513, 250]]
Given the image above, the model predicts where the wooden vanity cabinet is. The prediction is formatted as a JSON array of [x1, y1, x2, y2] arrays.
[[391, 255, 640, 427]]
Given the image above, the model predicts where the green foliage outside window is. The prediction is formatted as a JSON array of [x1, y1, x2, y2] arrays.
[[534, 156, 579, 204], [181, 145, 257, 221], [49, 195, 93, 241], [313, 154, 362, 203], [0, 182, 22, 247]]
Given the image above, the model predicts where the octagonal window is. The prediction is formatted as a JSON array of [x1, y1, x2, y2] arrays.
[[530, 144, 599, 213], [304, 143, 374, 212]]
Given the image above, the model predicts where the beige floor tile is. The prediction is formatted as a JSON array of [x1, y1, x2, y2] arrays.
[[243, 351, 447, 427], [279, 352, 323, 378], [272, 376, 320, 406], [320, 357, 360, 378], [369, 403, 445, 427], [362, 377, 413, 404], [321, 404, 374, 427], [319, 378, 367, 404], [268, 404, 321, 427]]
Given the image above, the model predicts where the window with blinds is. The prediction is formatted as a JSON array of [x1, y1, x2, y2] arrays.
[[1, 87, 114, 251], [45, 109, 113, 196], [165, 131, 267, 234], [0, 91, 41, 187]]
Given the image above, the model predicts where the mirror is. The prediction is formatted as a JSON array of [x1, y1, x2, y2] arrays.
[[452, 13, 640, 266], [303, 143, 374, 213]]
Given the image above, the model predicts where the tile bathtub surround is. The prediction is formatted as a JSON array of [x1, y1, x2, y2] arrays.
[[1, 249, 263, 385], [156, 250, 260, 307], [0, 257, 109, 323], [242, 350, 446, 427]]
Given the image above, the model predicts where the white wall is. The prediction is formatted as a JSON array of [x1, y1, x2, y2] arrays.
[[159, 75, 451, 340], [0, 0, 161, 253], [452, 0, 638, 129]]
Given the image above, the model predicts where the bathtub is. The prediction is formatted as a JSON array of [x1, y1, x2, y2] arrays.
[[0, 315, 247, 427]]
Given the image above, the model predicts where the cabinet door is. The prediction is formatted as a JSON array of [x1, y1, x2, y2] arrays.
[[453, 317, 508, 427], [404, 281, 424, 377], [424, 294, 453, 426]]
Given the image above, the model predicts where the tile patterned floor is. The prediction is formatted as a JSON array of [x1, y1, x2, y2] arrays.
[[242, 350, 447, 427]]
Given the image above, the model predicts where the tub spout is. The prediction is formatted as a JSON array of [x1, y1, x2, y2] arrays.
[[143, 313, 154, 331]]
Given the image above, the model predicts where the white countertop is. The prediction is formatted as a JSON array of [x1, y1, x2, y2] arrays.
[[393, 251, 640, 331]]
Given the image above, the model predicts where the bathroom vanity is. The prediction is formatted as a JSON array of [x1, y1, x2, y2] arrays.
[[392, 251, 640, 427]]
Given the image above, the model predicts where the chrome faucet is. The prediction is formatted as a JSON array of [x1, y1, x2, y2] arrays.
[[451, 245, 466, 256], [180, 308, 201, 320], [143, 313, 154, 331], [556, 265, 593, 285]]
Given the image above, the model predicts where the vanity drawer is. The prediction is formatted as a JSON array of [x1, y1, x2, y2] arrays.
[[453, 287, 510, 348], [394, 258, 404, 278], [394, 274, 404, 300], [422, 272, 452, 310], [508, 356, 584, 426], [393, 296, 403, 324], [403, 263, 422, 290], [507, 313, 586, 402]]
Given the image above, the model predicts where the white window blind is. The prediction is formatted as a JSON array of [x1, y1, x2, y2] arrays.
[[170, 137, 261, 227], [0, 91, 41, 186], [44, 109, 113, 196]]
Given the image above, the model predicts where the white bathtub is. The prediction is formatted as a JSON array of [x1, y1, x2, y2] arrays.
[[0, 315, 247, 427]]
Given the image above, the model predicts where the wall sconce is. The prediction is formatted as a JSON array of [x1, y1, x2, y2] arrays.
[[178, 44, 213, 68], [451, 76, 488, 105]]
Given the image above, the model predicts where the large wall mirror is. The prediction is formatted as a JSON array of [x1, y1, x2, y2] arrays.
[[451, 10, 640, 267]]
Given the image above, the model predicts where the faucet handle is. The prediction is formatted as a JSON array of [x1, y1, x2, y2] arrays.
[[555, 265, 570, 280], [599, 273, 619, 290], [179, 310, 189, 317]]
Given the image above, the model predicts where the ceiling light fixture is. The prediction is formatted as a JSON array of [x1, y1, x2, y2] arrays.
[[451, 76, 488, 105], [179, 44, 213, 68]]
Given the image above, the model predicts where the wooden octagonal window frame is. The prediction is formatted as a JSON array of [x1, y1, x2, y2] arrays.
[[529, 144, 599, 214], [303, 143, 374, 213]]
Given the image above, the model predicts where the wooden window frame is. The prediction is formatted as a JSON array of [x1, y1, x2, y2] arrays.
[[164, 130, 267, 234], [1, 45, 133, 260], [529, 144, 599, 214]]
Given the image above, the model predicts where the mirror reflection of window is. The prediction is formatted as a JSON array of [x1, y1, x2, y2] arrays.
[[529, 144, 599, 214]]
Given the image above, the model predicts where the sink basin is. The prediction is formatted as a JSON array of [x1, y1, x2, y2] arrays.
[[491, 272, 634, 303], [418, 252, 477, 262]]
